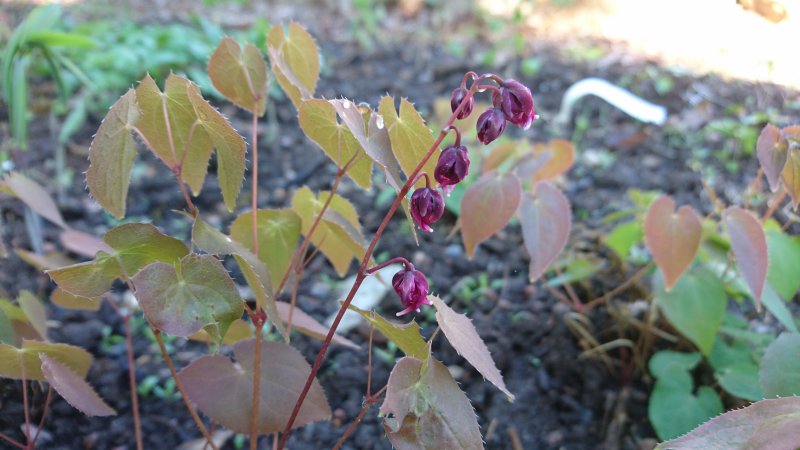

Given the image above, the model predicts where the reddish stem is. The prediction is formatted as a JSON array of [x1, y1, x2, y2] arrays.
[[0, 432, 25, 450], [249, 320, 264, 450], [20, 363, 31, 448], [365, 256, 411, 275], [124, 315, 145, 450], [30, 386, 53, 449]]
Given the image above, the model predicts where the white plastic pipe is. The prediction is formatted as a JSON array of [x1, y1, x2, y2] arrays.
[[554, 77, 668, 127]]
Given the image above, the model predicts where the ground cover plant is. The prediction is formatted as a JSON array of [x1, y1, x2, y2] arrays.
[[1, 4, 800, 449]]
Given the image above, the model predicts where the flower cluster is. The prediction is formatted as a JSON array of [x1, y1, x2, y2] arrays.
[[476, 78, 536, 144]]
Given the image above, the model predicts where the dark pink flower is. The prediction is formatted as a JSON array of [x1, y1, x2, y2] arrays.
[[434, 144, 470, 196], [450, 87, 474, 120], [410, 187, 444, 232], [476, 108, 506, 144], [392, 265, 431, 316], [498, 79, 535, 129]]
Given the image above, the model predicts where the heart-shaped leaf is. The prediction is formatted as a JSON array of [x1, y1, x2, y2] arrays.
[[178, 339, 330, 434], [655, 397, 800, 450], [519, 181, 571, 282], [133, 254, 244, 340], [530, 139, 575, 182], [230, 209, 301, 288], [461, 170, 522, 259], [208, 37, 267, 116], [85, 89, 140, 218], [346, 304, 428, 359], [377, 96, 437, 189], [266, 22, 319, 108], [724, 206, 768, 305], [40, 354, 115, 417], [429, 295, 513, 400], [0, 339, 91, 381], [756, 124, 787, 192], [1, 171, 67, 228], [644, 195, 702, 290], [380, 357, 483, 450], [759, 333, 800, 397]]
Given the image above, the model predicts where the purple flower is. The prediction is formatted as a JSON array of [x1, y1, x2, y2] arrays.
[[410, 187, 444, 232], [392, 265, 431, 316], [498, 79, 535, 129], [434, 144, 470, 196], [476, 108, 506, 144], [450, 87, 474, 120]]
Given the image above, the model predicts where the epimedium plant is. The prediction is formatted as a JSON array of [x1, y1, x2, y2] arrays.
[[0, 22, 570, 450]]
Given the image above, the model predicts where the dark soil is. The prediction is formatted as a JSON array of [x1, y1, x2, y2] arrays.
[[2, 4, 800, 450]]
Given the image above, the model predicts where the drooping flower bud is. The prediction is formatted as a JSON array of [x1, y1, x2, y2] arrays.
[[498, 79, 535, 129], [410, 187, 444, 232], [450, 87, 474, 120], [476, 108, 506, 144], [392, 265, 431, 316], [434, 144, 470, 196]]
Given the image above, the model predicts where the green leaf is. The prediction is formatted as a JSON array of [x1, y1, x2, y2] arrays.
[[347, 304, 428, 360], [230, 209, 301, 288], [654, 270, 727, 355], [461, 171, 522, 259], [40, 354, 115, 417], [10, 55, 29, 149], [266, 22, 319, 108], [377, 96, 437, 189], [133, 253, 244, 340], [0, 339, 92, 381], [708, 338, 763, 401], [208, 37, 267, 116], [298, 99, 372, 189], [25, 31, 97, 48], [51, 288, 102, 312], [0, 310, 15, 344], [762, 285, 798, 333], [760, 333, 800, 397], [86, 89, 140, 218], [605, 220, 643, 260], [766, 228, 800, 300]]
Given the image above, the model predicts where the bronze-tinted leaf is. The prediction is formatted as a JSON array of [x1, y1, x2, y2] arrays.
[[85, 89, 140, 218], [275, 302, 358, 349], [782, 144, 800, 209], [2, 171, 67, 228], [178, 339, 330, 434], [208, 37, 267, 116], [530, 139, 575, 182], [347, 304, 428, 359], [519, 182, 571, 282], [644, 195, 702, 290], [461, 170, 522, 259], [266, 22, 319, 108], [0, 339, 92, 381], [756, 124, 786, 192], [378, 96, 437, 189], [724, 206, 768, 306], [40, 354, 115, 416], [483, 141, 522, 174], [429, 295, 513, 400], [59, 229, 112, 258], [380, 357, 483, 450], [230, 209, 301, 288], [15, 249, 73, 271], [17, 290, 47, 341]]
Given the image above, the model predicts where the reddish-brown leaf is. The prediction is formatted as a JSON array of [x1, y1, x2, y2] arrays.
[[461, 170, 522, 259], [275, 302, 358, 349], [756, 124, 786, 192], [724, 206, 768, 306], [40, 354, 115, 417], [428, 295, 513, 400], [644, 195, 702, 290], [519, 182, 572, 282], [530, 139, 575, 182], [178, 339, 330, 434], [59, 229, 112, 258], [1, 172, 67, 228]]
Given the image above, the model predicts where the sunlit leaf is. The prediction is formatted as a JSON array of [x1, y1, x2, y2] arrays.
[[461, 170, 521, 259], [51, 288, 102, 312], [347, 304, 427, 359], [605, 220, 643, 260], [298, 99, 372, 189], [178, 338, 330, 434], [40, 354, 115, 416], [760, 333, 800, 397], [0, 339, 92, 381], [378, 96, 437, 189], [17, 291, 47, 341], [756, 124, 786, 192], [530, 139, 575, 182], [429, 295, 513, 400], [519, 181, 571, 282], [644, 195, 702, 290], [230, 209, 301, 288], [266, 22, 319, 108], [766, 228, 800, 300], [2, 171, 67, 228], [724, 206, 768, 306], [380, 357, 483, 450], [208, 37, 267, 116], [655, 397, 800, 449], [275, 302, 358, 349], [654, 270, 726, 355], [85, 89, 140, 218], [133, 253, 244, 340]]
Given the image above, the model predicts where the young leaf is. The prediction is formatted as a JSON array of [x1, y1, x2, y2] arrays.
[[756, 124, 786, 192], [724, 206, 768, 305], [0, 340, 92, 381], [266, 22, 319, 108], [766, 228, 800, 300], [85, 89, 140, 218], [275, 302, 358, 349], [133, 253, 244, 340], [51, 288, 102, 312], [644, 195, 702, 290], [17, 290, 47, 341], [377, 96, 437, 189], [461, 170, 522, 259], [347, 304, 428, 359], [380, 357, 483, 450], [1, 171, 67, 228], [655, 397, 800, 449], [428, 295, 513, 400], [654, 270, 726, 355], [298, 99, 372, 189], [291, 187, 366, 276], [530, 139, 575, 182], [40, 354, 115, 417], [759, 333, 800, 397], [178, 339, 330, 434], [519, 181, 571, 282], [230, 209, 301, 288], [208, 37, 267, 116]]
